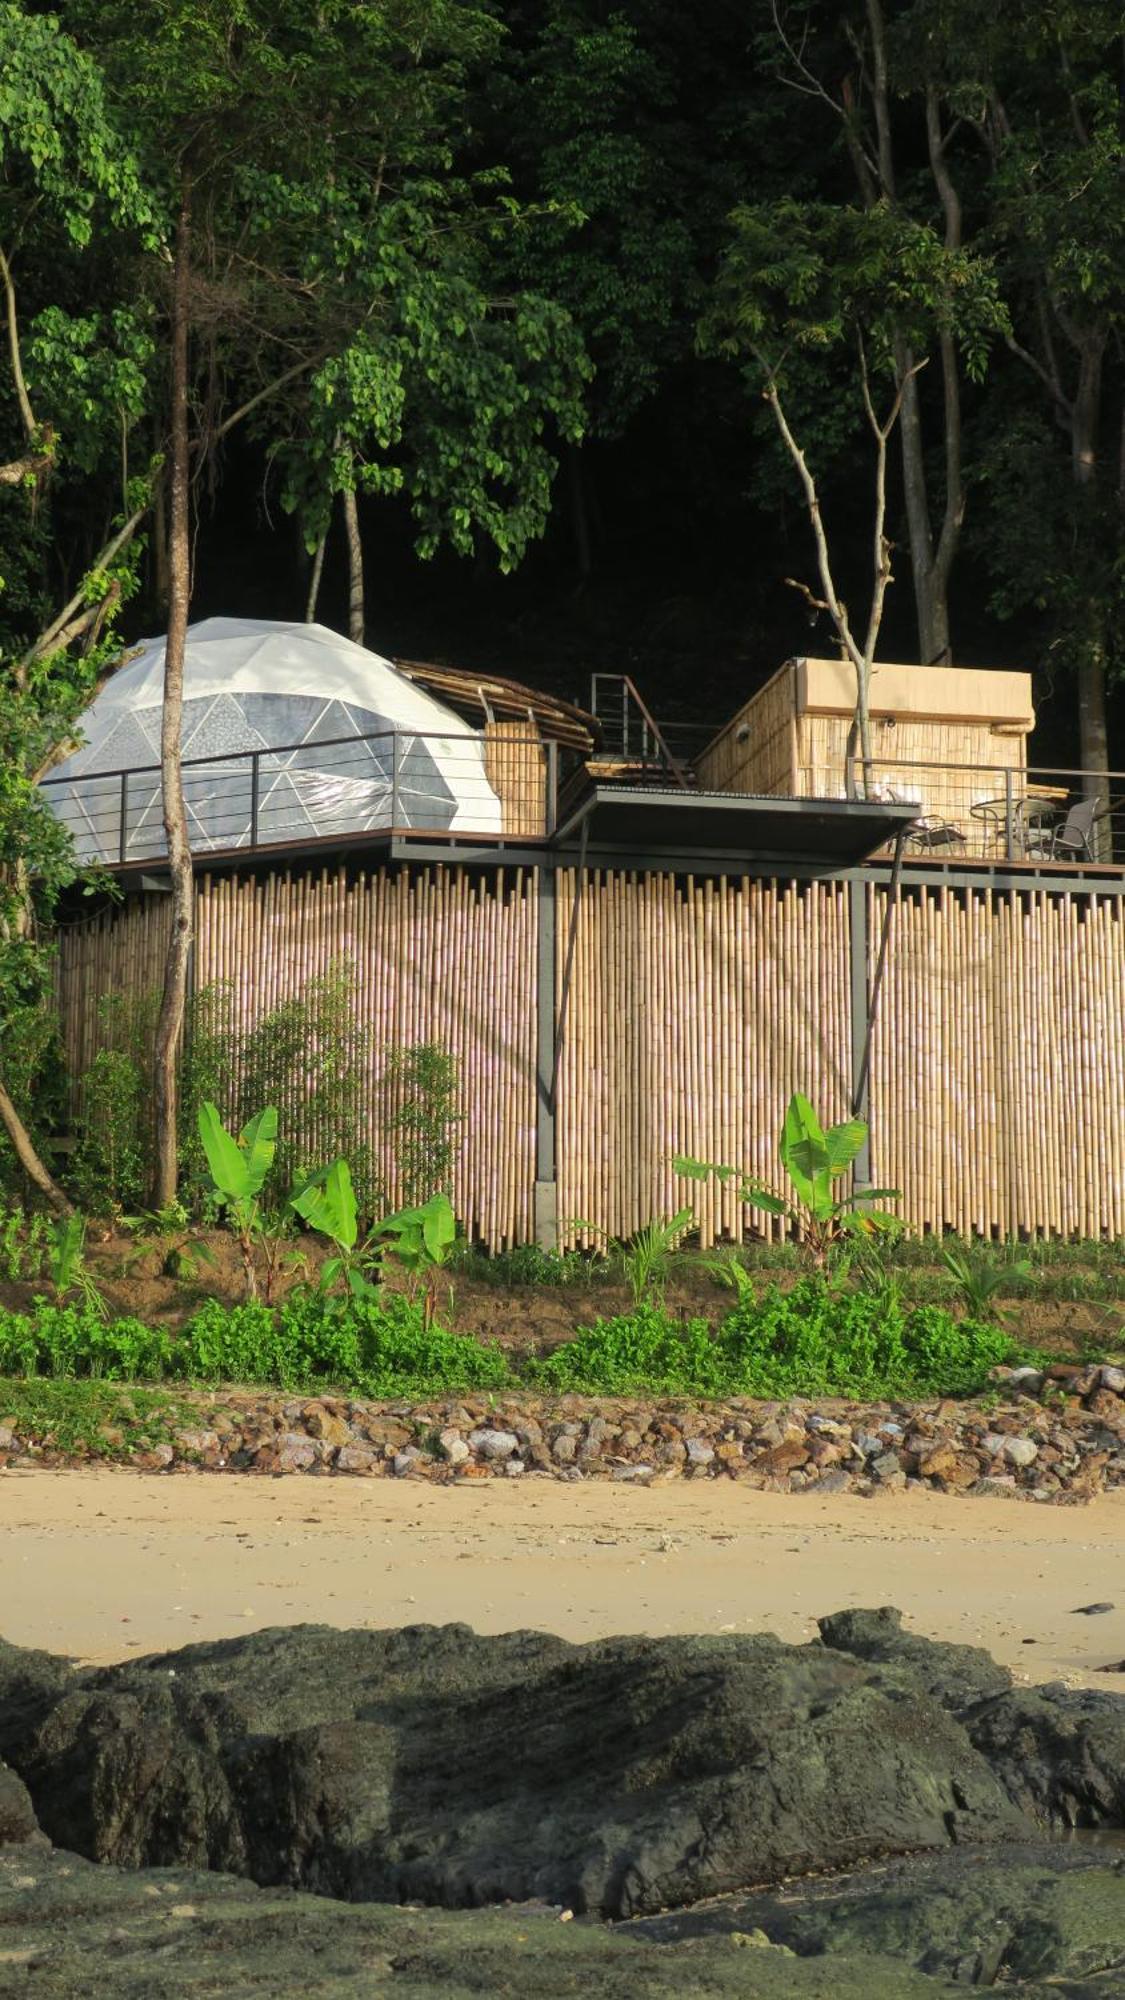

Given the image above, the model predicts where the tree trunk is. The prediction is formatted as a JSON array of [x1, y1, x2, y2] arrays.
[[1071, 337, 1111, 851], [0, 1076, 73, 1213], [152, 176, 195, 1207], [343, 487, 364, 644], [305, 529, 327, 622]]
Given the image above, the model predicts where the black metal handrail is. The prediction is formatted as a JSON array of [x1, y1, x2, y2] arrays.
[[41, 726, 553, 863]]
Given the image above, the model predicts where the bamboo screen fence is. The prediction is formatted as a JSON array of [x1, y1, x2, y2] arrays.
[[58, 866, 539, 1248], [56, 863, 1125, 1244], [553, 870, 853, 1246]]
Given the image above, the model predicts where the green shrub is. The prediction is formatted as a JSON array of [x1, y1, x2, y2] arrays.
[[0, 1304, 172, 1380], [284, 1292, 511, 1397], [177, 1300, 289, 1385], [716, 1280, 1016, 1399], [531, 1305, 728, 1397]]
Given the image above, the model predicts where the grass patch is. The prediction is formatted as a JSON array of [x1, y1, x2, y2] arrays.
[[0, 1378, 197, 1458]]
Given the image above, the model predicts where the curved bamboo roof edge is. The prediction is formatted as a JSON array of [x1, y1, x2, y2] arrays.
[[394, 658, 600, 751]]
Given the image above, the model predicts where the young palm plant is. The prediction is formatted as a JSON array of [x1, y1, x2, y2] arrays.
[[676, 1093, 899, 1269]]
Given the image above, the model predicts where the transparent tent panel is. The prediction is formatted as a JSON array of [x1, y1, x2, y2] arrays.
[[44, 691, 502, 861]]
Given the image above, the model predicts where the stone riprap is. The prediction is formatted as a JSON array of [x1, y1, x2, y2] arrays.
[[2, 1360, 1123, 1500]]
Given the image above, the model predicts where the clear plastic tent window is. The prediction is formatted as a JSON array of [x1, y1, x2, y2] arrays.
[[42, 618, 503, 862]]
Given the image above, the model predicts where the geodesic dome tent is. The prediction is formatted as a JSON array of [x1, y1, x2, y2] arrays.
[[43, 618, 503, 863]]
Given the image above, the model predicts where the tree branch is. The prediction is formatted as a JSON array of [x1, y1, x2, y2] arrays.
[[19, 502, 149, 673], [0, 246, 38, 443], [205, 356, 316, 447]]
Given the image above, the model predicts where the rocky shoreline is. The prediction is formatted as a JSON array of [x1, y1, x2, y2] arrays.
[[1, 1608, 1123, 1994], [3, 1359, 1123, 1500]]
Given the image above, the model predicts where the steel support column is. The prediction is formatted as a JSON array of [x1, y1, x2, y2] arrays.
[[534, 863, 558, 1249]]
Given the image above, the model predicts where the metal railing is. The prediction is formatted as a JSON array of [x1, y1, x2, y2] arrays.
[[589, 673, 691, 786], [40, 727, 553, 866], [837, 757, 1125, 865]]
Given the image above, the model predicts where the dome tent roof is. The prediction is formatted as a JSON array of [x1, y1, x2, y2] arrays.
[[46, 617, 501, 862]]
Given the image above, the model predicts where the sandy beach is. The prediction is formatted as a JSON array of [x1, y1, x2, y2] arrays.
[[1, 1466, 1122, 1684]]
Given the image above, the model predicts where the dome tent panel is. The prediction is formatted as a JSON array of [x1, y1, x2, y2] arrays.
[[44, 618, 501, 861]]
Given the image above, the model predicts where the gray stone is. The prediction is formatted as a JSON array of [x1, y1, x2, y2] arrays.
[[393, 1448, 422, 1477], [0, 1425, 18, 1451], [334, 1444, 378, 1474], [1003, 1437, 1039, 1469], [685, 1438, 715, 1467], [551, 1431, 578, 1464], [1099, 1365, 1125, 1394], [277, 1434, 317, 1473], [468, 1428, 518, 1461], [438, 1429, 469, 1465], [870, 1452, 906, 1487]]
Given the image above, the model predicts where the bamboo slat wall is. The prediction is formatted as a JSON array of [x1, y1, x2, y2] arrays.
[[57, 863, 1125, 1245], [695, 672, 796, 796], [483, 721, 547, 837], [554, 870, 852, 1246], [56, 894, 173, 1086], [799, 713, 1026, 834], [865, 882, 1125, 1239], [58, 866, 538, 1247]]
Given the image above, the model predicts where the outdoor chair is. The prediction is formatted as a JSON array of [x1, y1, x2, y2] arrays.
[[1040, 796, 1088, 860], [905, 813, 965, 853]]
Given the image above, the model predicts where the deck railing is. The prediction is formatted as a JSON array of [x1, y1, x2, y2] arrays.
[[838, 756, 1125, 865], [40, 728, 552, 866]]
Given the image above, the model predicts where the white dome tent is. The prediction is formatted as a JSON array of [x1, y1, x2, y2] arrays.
[[44, 617, 503, 864]]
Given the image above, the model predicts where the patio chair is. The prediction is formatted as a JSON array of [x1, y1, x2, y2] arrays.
[[905, 813, 965, 853], [1045, 797, 1097, 862]]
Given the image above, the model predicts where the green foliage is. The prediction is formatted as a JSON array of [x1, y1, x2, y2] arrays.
[[0, 1377, 194, 1458], [618, 1210, 694, 1308], [44, 1211, 106, 1317], [676, 1094, 900, 1268], [173, 1290, 510, 1396], [0, 1202, 50, 1283], [940, 1244, 1034, 1325], [237, 961, 378, 1216], [531, 1304, 728, 1398], [72, 1049, 145, 1213], [383, 1041, 460, 1208], [534, 1283, 1016, 1401], [0, 1301, 169, 1379], [451, 1242, 602, 1287], [196, 1100, 283, 1302]]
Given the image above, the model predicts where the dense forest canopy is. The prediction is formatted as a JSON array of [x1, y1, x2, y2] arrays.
[[4, 1, 1123, 730], [1, 0, 1124, 1195]]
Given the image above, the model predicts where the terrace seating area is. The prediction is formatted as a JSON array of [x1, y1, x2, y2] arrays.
[[38, 634, 1125, 875]]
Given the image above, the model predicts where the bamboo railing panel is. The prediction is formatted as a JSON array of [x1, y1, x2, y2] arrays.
[[554, 870, 852, 1247]]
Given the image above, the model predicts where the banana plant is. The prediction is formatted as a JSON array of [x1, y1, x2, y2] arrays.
[[197, 1102, 280, 1300], [675, 1093, 900, 1269], [290, 1166, 457, 1318], [289, 1157, 377, 1298]]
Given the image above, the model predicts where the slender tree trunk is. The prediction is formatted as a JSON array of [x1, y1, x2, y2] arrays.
[[305, 529, 327, 622], [152, 462, 170, 612], [343, 487, 364, 644], [1070, 337, 1112, 851], [0, 1076, 73, 1213], [152, 176, 194, 1207]]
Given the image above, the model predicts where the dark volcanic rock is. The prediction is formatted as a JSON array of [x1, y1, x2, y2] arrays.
[[964, 1686, 1125, 1827], [631, 1844, 1125, 1993], [10, 1621, 1027, 1918], [0, 1842, 975, 1998], [818, 1606, 1013, 1710], [0, 1760, 39, 1844]]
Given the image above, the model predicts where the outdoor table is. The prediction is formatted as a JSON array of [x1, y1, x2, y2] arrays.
[[970, 794, 1059, 859]]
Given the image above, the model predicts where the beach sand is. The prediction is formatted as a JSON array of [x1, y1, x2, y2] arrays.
[[2, 1467, 1123, 1685]]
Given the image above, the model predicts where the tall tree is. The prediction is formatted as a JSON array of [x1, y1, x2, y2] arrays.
[[0, 3, 156, 1200], [69, 0, 588, 1202]]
